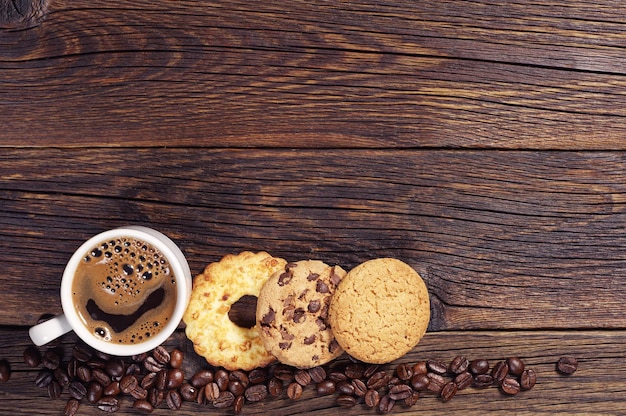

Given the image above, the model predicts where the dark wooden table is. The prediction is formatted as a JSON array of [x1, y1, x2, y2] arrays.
[[2, 0, 626, 414]]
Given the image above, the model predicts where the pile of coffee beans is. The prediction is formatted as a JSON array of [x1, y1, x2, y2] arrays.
[[17, 340, 578, 414]]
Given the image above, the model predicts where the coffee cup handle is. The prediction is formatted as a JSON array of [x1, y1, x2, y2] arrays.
[[28, 315, 73, 346]]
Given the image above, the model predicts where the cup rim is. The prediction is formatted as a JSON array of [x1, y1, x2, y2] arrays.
[[60, 226, 191, 356]]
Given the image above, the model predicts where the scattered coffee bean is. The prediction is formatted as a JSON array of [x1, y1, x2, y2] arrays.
[[337, 394, 357, 407], [245, 384, 268, 402], [233, 394, 245, 414], [47, 379, 62, 399], [23, 346, 41, 368], [287, 381, 303, 400], [64, 398, 80, 416], [267, 377, 283, 397], [248, 368, 267, 385], [54, 367, 71, 387], [105, 357, 125, 379], [143, 356, 164, 373], [363, 388, 379, 408], [520, 368, 537, 390], [352, 378, 367, 397], [427, 360, 448, 375], [506, 357, 525, 376], [337, 380, 355, 396], [557, 356, 578, 375], [472, 373, 494, 389], [133, 399, 154, 413], [388, 384, 413, 400], [228, 380, 245, 396], [169, 348, 184, 369], [103, 380, 121, 397], [309, 366, 326, 383], [35, 369, 54, 388], [426, 372, 446, 393], [295, 369, 312, 386], [42, 350, 61, 370], [316, 379, 336, 396], [440, 381, 458, 402], [454, 371, 473, 390], [213, 391, 235, 408], [129, 384, 149, 400], [72, 343, 93, 362], [86, 381, 104, 404], [76, 365, 92, 383], [491, 361, 509, 385], [204, 382, 220, 401], [215, 369, 230, 391], [180, 382, 198, 401], [500, 377, 521, 395], [68, 380, 87, 400], [165, 389, 182, 410], [96, 396, 120, 413], [367, 370, 388, 390], [190, 369, 214, 387], [152, 346, 170, 365], [410, 373, 430, 391], [413, 361, 428, 375], [449, 355, 470, 374], [166, 368, 185, 390], [119, 374, 138, 394], [405, 391, 420, 406], [378, 394, 395, 413], [469, 359, 489, 375], [395, 363, 413, 381]]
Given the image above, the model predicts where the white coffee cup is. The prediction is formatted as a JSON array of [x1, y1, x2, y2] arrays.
[[29, 226, 192, 356]]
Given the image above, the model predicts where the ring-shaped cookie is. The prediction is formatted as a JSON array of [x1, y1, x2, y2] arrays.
[[183, 251, 287, 370]]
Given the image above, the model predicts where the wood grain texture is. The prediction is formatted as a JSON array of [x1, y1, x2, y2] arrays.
[[0, 328, 622, 415], [2, 0, 626, 148], [2, 148, 626, 330]]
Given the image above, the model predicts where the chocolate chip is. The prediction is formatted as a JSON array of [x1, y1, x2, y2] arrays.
[[316, 280, 330, 293], [304, 335, 316, 345], [308, 299, 321, 313], [261, 308, 275, 325], [278, 271, 293, 286], [307, 272, 320, 281]]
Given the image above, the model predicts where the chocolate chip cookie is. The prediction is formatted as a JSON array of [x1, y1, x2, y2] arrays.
[[256, 260, 346, 369], [328, 258, 430, 364]]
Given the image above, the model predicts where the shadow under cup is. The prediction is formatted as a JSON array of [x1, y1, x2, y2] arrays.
[[39, 226, 191, 356]]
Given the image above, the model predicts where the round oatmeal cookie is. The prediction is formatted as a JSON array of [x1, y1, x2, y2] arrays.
[[256, 260, 346, 369], [183, 251, 287, 371], [328, 258, 430, 364]]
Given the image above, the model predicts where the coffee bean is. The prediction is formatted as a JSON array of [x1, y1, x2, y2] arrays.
[[337, 394, 357, 407], [69, 380, 87, 400], [405, 391, 420, 407], [67, 359, 79, 379], [449, 355, 470, 374], [308, 366, 326, 383], [245, 384, 268, 402], [337, 380, 355, 396], [54, 367, 72, 387], [87, 357, 107, 370], [316, 379, 336, 396], [367, 370, 388, 390], [47, 380, 62, 399], [92, 368, 112, 387], [120, 374, 138, 394], [167, 368, 185, 390], [472, 374, 494, 389], [180, 382, 198, 401], [410, 373, 430, 391], [96, 396, 120, 413], [72, 343, 93, 362], [190, 369, 214, 388], [364, 389, 380, 408], [86, 381, 104, 404], [215, 369, 230, 391], [469, 359, 489, 375], [23, 346, 41, 368], [426, 372, 445, 393], [440, 381, 457, 402], [520, 368, 537, 390], [129, 384, 149, 400], [166, 389, 182, 410], [105, 357, 125, 378], [378, 394, 395, 413], [328, 370, 348, 383], [491, 361, 509, 385], [233, 394, 245, 414], [132, 352, 148, 363], [500, 377, 521, 395], [149, 387, 165, 407], [267, 377, 283, 397], [103, 381, 121, 397], [76, 366, 92, 383], [204, 382, 220, 401], [152, 346, 171, 365], [557, 356, 578, 375], [273, 365, 295, 382], [412, 361, 428, 375], [141, 372, 158, 390], [427, 360, 448, 375], [42, 350, 61, 370], [248, 368, 267, 385], [388, 384, 413, 401], [143, 356, 164, 373], [230, 370, 249, 387], [454, 371, 473, 390], [287, 381, 303, 400], [506, 357, 525, 376], [196, 386, 207, 405], [228, 380, 245, 396], [156, 369, 168, 391], [352, 378, 367, 397], [363, 364, 380, 379], [133, 399, 154, 413], [35, 370, 54, 388], [213, 391, 235, 408], [295, 369, 312, 386], [126, 363, 142, 376], [169, 348, 184, 369], [395, 363, 413, 381], [64, 398, 80, 416]]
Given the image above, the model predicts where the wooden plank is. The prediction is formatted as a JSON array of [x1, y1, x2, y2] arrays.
[[0, 328, 621, 415], [2, 1, 626, 148], [1, 148, 625, 329]]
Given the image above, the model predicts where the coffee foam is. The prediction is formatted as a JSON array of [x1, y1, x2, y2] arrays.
[[72, 237, 177, 344]]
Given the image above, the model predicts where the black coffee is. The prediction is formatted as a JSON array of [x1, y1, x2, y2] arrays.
[[72, 237, 177, 344]]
